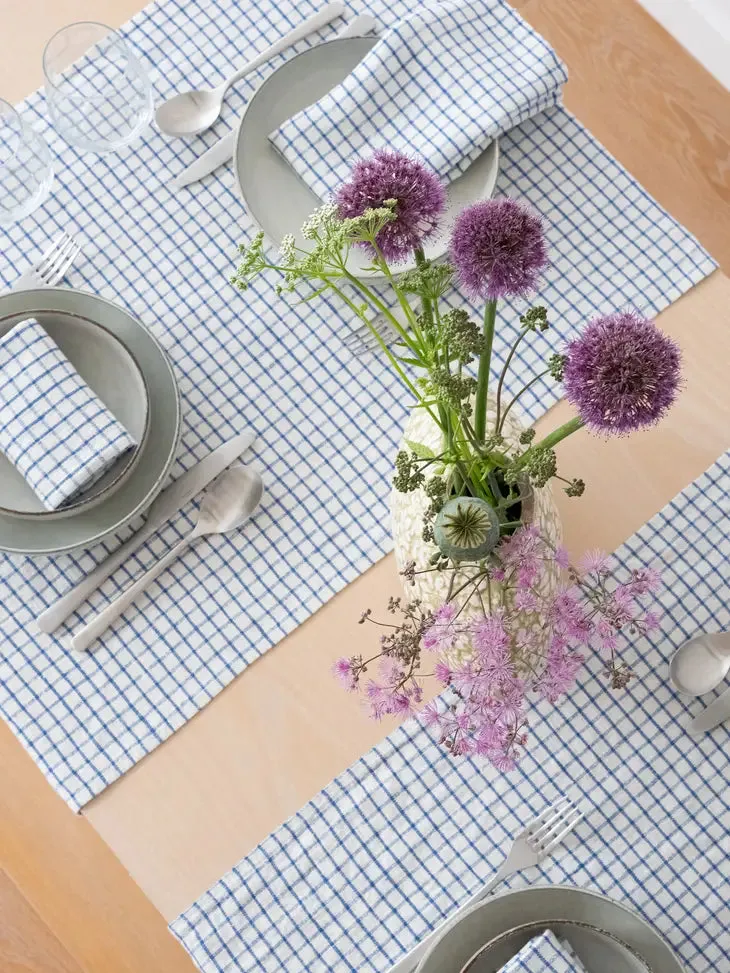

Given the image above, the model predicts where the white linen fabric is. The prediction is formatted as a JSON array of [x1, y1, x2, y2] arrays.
[[271, 0, 569, 199], [498, 931, 589, 973], [171, 450, 730, 973], [0, 0, 716, 812], [0, 317, 135, 510]]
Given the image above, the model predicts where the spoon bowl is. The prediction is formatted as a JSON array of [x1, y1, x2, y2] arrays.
[[154, 2, 347, 138], [156, 90, 221, 137], [668, 630, 730, 696], [72, 464, 264, 651]]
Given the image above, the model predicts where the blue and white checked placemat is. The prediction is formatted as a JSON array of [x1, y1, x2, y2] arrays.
[[0, 317, 136, 510], [272, 0, 568, 197], [0, 0, 717, 811], [170, 450, 730, 973]]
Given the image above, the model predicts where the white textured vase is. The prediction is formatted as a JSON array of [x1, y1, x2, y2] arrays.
[[390, 396, 563, 664]]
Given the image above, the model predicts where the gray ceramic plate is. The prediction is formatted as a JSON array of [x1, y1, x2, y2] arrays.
[[234, 37, 500, 279], [0, 307, 150, 520], [462, 918, 653, 972], [416, 886, 685, 973], [0, 288, 181, 555]]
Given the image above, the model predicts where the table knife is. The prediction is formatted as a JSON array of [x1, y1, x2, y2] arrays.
[[35, 430, 256, 634], [688, 685, 730, 734], [171, 13, 377, 190]]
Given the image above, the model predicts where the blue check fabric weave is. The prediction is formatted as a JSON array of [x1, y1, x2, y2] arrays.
[[0, 0, 717, 811], [0, 318, 135, 510], [500, 931, 587, 973], [271, 0, 568, 197], [171, 451, 730, 973]]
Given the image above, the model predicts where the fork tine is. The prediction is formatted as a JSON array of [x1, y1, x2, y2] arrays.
[[541, 809, 584, 856], [47, 241, 80, 284], [36, 232, 71, 276], [529, 807, 573, 846], [45, 235, 77, 275], [523, 795, 571, 833]]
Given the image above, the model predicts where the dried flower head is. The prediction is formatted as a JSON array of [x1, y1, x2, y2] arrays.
[[564, 311, 682, 435], [449, 197, 548, 300], [335, 150, 446, 263]]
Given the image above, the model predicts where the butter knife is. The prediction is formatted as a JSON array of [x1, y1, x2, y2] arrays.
[[35, 430, 256, 634], [171, 13, 377, 190], [688, 684, 730, 734]]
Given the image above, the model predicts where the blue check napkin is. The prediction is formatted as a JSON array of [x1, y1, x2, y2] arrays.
[[270, 0, 568, 199], [0, 318, 136, 510], [498, 931, 588, 972]]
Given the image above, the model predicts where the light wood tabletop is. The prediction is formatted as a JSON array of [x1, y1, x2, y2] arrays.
[[2, 0, 730, 970]]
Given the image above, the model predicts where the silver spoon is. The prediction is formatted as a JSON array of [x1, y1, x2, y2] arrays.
[[668, 630, 730, 696], [71, 466, 264, 652], [155, 2, 345, 137]]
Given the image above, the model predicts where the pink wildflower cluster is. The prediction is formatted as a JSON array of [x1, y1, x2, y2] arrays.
[[333, 528, 663, 772]]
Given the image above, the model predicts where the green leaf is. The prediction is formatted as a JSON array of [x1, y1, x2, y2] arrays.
[[405, 439, 436, 460]]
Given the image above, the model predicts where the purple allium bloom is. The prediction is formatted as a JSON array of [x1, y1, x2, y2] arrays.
[[563, 311, 682, 435], [449, 197, 548, 300], [335, 149, 446, 263]]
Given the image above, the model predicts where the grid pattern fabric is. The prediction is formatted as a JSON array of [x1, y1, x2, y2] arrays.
[[0, 317, 136, 510], [0, 0, 717, 811], [271, 0, 568, 196], [500, 931, 588, 973], [170, 450, 730, 973]]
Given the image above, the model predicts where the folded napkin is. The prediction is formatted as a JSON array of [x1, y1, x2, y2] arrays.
[[498, 930, 589, 973], [0, 318, 136, 510], [270, 0, 568, 200]]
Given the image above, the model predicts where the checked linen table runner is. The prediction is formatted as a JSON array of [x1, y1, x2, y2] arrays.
[[0, 0, 717, 811], [171, 450, 730, 973]]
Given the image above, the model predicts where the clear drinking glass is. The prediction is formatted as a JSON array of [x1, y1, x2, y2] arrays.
[[0, 99, 53, 225], [43, 22, 153, 153]]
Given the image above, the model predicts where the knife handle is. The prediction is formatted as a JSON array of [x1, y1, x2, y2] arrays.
[[36, 520, 157, 635]]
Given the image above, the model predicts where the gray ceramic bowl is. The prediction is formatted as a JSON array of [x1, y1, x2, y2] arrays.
[[0, 306, 150, 521]]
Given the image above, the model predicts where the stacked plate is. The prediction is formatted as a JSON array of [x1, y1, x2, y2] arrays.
[[417, 886, 685, 973], [0, 288, 181, 555], [233, 37, 500, 281]]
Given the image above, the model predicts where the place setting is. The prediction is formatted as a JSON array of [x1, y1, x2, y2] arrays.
[[0, 0, 729, 972]]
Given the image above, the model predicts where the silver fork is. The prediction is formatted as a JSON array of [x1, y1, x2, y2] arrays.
[[11, 231, 82, 291], [389, 796, 584, 973], [342, 315, 397, 356]]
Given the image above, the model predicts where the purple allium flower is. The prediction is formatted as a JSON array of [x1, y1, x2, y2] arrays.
[[335, 149, 446, 263], [449, 197, 548, 300], [563, 311, 682, 435], [422, 602, 458, 651]]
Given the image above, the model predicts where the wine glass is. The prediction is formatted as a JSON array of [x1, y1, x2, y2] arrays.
[[43, 22, 153, 153], [0, 99, 53, 225]]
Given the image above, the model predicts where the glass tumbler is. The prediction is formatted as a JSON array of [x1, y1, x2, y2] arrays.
[[43, 22, 153, 153], [0, 99, 53, 225]]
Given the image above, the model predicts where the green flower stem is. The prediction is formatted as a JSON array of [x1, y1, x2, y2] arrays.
[[338, 269, 422, 357], [364, 238, 426, 349], [327, 280, 433, 419], [474, 299, 497, 442], [516, 415, 584, 469], [494, 327, 529, 432], [497, 367, 552, 434], [414, 247, 435, 334]]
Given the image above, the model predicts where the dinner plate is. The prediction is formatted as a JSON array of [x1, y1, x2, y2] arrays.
[[416, 885, 685, 973], [0, 288, 181, 556], [462, 919, 652, 972], [0, 307, 150, 520], [234, 37, 500, 279]]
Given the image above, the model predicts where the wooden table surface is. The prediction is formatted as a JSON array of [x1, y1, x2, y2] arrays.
[[2, 0, 730, 970]]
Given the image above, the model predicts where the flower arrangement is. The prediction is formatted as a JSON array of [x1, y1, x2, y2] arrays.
[[234, 149, 680, 769]]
